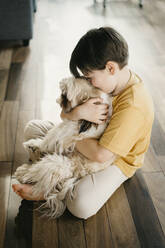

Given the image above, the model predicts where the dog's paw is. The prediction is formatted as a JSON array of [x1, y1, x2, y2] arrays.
[[14, 164, 31, 183], [23, 139, 40, 149], [14, 163, 38, 184], [23, 140, 42, 162], [29, 146, 41, 162]]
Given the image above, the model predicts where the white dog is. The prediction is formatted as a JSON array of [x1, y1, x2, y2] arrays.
[[14, 77, 114, 218]]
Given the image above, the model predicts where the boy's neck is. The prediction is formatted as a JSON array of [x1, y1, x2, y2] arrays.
[[112, 66, 131, 96]]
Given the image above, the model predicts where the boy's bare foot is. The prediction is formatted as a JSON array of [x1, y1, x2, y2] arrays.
[[12, 184, 45, 201]]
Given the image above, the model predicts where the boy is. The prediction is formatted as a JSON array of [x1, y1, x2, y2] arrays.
[[13, 27, 154, 220]]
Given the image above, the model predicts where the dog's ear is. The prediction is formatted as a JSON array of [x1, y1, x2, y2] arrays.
[[57, 78, 71, 109], [61, 93, 68, 108], [79, 120, 92, 133], [59, 78, 67, 94], [67, 80, 80, 101], [59, 77, 78, 102], [56, 93, 68, 107]]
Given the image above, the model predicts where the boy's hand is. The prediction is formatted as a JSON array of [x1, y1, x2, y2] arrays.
[[78, 98, 109, 124], [61, 98, 109, 124]]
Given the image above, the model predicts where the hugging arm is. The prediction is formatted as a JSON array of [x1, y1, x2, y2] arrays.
[[60, 97, 109, 124], [60, 97, 114, 163], [75, 138, 116, 163]]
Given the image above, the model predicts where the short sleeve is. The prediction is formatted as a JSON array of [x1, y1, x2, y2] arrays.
[[99, 107, 145, 157]]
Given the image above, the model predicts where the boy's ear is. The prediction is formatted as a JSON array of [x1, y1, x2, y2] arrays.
[[106, 61, 116, 75]]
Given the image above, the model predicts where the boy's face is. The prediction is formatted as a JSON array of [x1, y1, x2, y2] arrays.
[[83, 68, 117, 95]]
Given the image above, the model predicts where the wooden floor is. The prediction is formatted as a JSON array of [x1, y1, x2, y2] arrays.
[[0, 0, 165, 247]]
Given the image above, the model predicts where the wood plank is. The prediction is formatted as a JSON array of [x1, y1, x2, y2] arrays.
[[35, 100, 61, 125], [158, 156, 165, 174], [106, 185, 141, 248], [84, 206, 113, 248], [143, 171, 165, 235], [0, 101, 3, 115], [143, 172, 165, 234], [0, 162, 12, 248], [3, 178, 33, 248], [19, 63, 37, 111], [142, 0, 165, 29], [5, 63, 23, 101], [12, 110, 35, 174], [124, 171, 165, 247], [156, 99, 165, 135], [150, 117, 165, 156], [58, 209, 86, 248], [32, 202, 58, 248], [12, 47, 30, 64], [0, 69, 10, 101], [142, 144, 162, 173], [0, 101, 19, 161], [5, 62, 36, 112], [0, 49, 13, 70]]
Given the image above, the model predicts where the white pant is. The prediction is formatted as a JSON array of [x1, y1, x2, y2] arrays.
[[66, 164, 128, 219], [24, 120, 129, 219]]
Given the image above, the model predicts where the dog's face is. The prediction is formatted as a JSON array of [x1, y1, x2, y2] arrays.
[[56, 77, 102, 133], [57, 77, 101, 113]]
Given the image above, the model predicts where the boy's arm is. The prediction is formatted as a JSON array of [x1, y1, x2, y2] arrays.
[[75, 138, 116, 163], [60, 97, 109, 124], [60, 98, 114, 162], [60, 108, 81, 121]]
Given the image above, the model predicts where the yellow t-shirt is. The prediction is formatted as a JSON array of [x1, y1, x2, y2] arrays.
[[99, 70, 154, 178]]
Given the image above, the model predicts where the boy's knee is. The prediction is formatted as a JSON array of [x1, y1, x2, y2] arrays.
[[24, 120, 41, 141], [66, 195, 98, 220], [24, 120, 35, 135], [24, 120, 37, 131], [24, 119, 55, 141], [66, 175, 101, 219]]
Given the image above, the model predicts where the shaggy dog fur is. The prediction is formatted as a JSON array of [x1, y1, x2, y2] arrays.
[[14, 77, 113, 218]]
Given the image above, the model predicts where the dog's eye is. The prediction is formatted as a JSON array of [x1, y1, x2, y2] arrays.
[[80, 92, 89, 103], [82, 96, 89, 102]]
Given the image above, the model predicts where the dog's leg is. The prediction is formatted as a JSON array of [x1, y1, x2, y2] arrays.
[[14, 153, 74, 196], [38, 121, 79, 155], [34, 177, 78, 218], [14, 153, 77, 218], [34, 194, 66, 219], [23, 138, 43, 162]]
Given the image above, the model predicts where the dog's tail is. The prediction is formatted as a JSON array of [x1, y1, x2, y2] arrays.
[[34, 177, 79, 218], [27, 153, 79, 218], [34, 194, 66, 219]]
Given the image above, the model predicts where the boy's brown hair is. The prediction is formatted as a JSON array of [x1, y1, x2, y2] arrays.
[[70, 26, 129, 77]]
